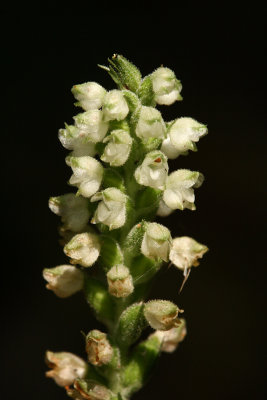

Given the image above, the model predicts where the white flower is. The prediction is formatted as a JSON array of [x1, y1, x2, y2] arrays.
[[71, 82, 106, 111], [169, 236, 208, 273], [45, 351, 87, 387], [58, 124, 96, 159], [64, 232, 100, 267], [107, 264, 134, 298], [49, 193, 90, 232], [156, 199, 173, 217], [151, 319, 187, 353], [68, 156, 104, 198], [144, 300, 181, 331], [161, 117, 208, 159], [43, 265, 84, 298], [134, 151, 168, 190], [91, 188, 128, 230], [101, 129, 133, 166], [102, 90, 129, 121], [151, 67, 182, 105], [141, 222, 171, 262], [136, 106, 166, 140], [163, 169, 204, 211], [85, 330, 113, 366], [74, 109, 108, 143]]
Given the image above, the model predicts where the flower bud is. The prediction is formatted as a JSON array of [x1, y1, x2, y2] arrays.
[[108, 54, 142, 92], [102, 90, 129, 121], [71, 82, 106, 111], [107, 265, 134, 298], [68, 156, 104, 198], [45, 351, 87, 387], [74, 110, 108, 143], [134, 151, 168, 190], [43, 265, 84, 298], [169, 236, 208, 273], [85, 330, 113, 366], [152, 318, 187, 352], [69, 379, 111, 400], [91, 188, 128, 230], [64, 232, 100, 267], [141, 222, 171, 262], [101, 129, 133, 166], [163, 169, 204, 211], [136, 106, 166, 140], [49, 193, 90, 232], [151, 67, 182, 105], [161, 117, 208, 159], [144, 300, 182, 331], [58, 124, 97, 160]]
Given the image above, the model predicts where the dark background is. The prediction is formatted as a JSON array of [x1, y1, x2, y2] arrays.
[[2, 9, 266, 400]]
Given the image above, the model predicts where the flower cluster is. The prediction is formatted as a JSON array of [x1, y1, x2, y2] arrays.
[[44, 55, 208, 400]]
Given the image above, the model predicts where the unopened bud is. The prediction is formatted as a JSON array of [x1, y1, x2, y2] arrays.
[[64, 232, 100, 267], [74, 110, 108, 143], [141, 222, 171, 262], [136, 106, 166, 141], [102, 90, 129, 121], [169, 236, 208, 273], [43, 265, 83, 298], [101, 129, 133, 167], [107, 265, 134, 298], [134, 151, 168, 190], [151, 67, 182, 105], [45, 351, 87, 387], [85, 330, 113, 366], [144, 300, 182, 331], [71, 82, 106, 111], [152, 318, 187, 352]]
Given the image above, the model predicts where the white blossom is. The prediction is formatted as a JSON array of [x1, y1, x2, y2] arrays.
[[101, 129, 133, 166], [91, 188, 128, 230], [141, 222, 171, 262], [74, 109, 108, 143], [144, 300, 181, 331], [45, 351, 87, 387], [49, 193, 90, 232], [43, 265, 84, 298], [163, 169, 204, 211], [169, 236, 208, 273], [71, 81, 106, 111], [85, 330, 113, 366], [136, 106, 166, 140], [64, 232, 100, 267], [151, 67, 182, 105], [102, 90, 129, 121], [68, 156, 104, 198], [58, 124, 96, 159], [134, 151, 168, 190], [151, 319, 187, 353], [107, 264, 134, 298], [161, 117, 208, 159]]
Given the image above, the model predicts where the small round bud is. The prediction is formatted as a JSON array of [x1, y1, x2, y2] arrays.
[[71, 82, 107, 111], [152, 318, 187, 352], [107, 265, 134, 298], [45, 351, 87, 387], [151, 67, 182, 105], [134, 151, 168, 190], [43, 265, 84, 298], [169, 236, 208, 272], [102, 90, 129, 121], [101, 129, 133, 167], [85, 330, 113, 366], [64, 232, 100, 267], [136, 106, 166, 140], [144, 300, 181, 331], [141, 222, 171, 262]]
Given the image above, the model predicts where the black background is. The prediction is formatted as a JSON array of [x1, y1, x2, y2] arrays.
[[2, 8, 266, 400]]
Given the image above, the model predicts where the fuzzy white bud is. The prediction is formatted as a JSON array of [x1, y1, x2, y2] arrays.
[[58, 124, 96, 160], [64, 232, 100, 267], [136, 106, 166, 140], [73, 110, 108, 143], [85, 330, 113, 366], [43, 265, 84, 298], [102, 90, 129, 121], [151, 67, 182, 105], [169, 236, 208, 272], [141, 223, 171, 262], [107, 265, 134, 298], [101, 129, 133, 166], [71, 82, 106, 111], [134, 151, 168, 190], [144, 300, 182, 331]]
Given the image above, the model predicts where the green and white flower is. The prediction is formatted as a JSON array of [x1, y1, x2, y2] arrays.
[[107, 264, 134, 298], [91, 188, 128, 230], [64, 232, 101, 267], [136, 106, 166, 140], [58, 124, 96, 159], [141, 223, 171, 262], [134, 151, 168, 190], [74, 110, 109, 143], [169, 236, 208, 273], [43, 265, 84, 298], [101, 129, 133, 166], [102, 89, 129, 121], [71, 81, 106, 111], [85, 330, 113, 366], [161, 117, 208, 159], [144, 300, 181, 331], [68, 156, 104, 198], [45, 351, 87, 387], [151, 67, 182, 105], [163, 169, 204, 211]]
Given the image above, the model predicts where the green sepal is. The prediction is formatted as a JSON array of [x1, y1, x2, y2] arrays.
[[116, 302, 147, 347], [140, 137, 162, 153], [84, 276, 115, 329], [108, 119, 130, 132], [98, 235, 124, 272], [122, 90, 141, 114], [102, 168, 126, 192], [107, 54, 142, 92], [131, 255, 162, 285], [121, 334, 162, 396], [122, 222, 146, 264], [137, 76, 156, 107]]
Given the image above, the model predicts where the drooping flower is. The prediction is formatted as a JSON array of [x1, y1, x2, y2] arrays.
[[107, 264, 134, 298], [74, 110, 109, 143], [102, 90, 129, 121], [141, 222, 171, 262], [101, 129, 133, 166], [43, 265, 84, 298], [151, 67, 182, 105], [163, 169, 204, 211], [85, 330, 113, 366], [169, 236, 208, 273], [144, 300, 182, 331], [64, 232, 101, 267], [91, 188, 128, 230], [136, 106, 166, 140], [71, 82, 106, 111], [134, 151, 168, 190]]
